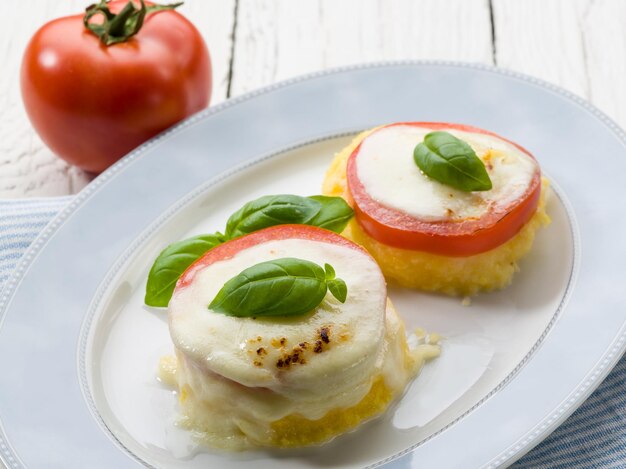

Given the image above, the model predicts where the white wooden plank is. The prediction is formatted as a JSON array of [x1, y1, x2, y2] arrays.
[[581, 0, 626, 129], [0, 0, 234, 198], [492, 0, 590, 98], [230, 0, 494, 96], [494, 0, 626, 130]]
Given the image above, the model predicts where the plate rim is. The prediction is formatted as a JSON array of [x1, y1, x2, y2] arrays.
[[1, 60, 625, 468]]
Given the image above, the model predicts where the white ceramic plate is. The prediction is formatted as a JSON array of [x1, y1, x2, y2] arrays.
[[1, 62, 625, 469]]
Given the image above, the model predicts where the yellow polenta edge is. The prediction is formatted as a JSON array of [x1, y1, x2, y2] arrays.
[[269, 300, 415, 448], [269, 376, 393, 447], [167, 300, 427, 449], [322, 130, 551, 296], [177, 372, 397, 449]]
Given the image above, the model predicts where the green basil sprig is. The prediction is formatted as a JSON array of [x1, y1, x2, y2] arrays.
[[306, 195, 355, 233], [224, 195, 319, 239], [145, 195, 353, 307], [209, 258, 347, 317], [413, 131, 492, 192], [224, 194, 352, 239], [144, 233, 225, 307]]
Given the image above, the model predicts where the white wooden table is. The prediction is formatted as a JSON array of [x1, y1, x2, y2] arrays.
[[1, 0, 624, 197]]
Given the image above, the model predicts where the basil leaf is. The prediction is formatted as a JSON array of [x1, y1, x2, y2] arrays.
[[224, 194, 354, 239], [145, 194, 354, 309], [327, 278, 348, 303], [209, 258, 347, 317], [413, 131, 492, 192], [307, 196, 354, 233], [324, 263, 336, 280], [224, 195, 322, 239], [145, 233, 225, 307]]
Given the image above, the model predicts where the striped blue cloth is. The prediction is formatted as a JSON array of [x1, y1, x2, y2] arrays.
[[0, 197, 625, 468], [0, 197, 72, 288]]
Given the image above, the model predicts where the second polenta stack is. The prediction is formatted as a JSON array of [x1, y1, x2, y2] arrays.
[[322, 122, 550, 296]]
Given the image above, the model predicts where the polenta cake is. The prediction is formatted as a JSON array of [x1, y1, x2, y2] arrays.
[[160, 225, 439, 449], [322, 123, 550, 296]]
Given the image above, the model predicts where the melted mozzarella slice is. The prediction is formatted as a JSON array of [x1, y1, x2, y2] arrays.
[[168, 237, 387, 398], [355, 125, 538, 222]]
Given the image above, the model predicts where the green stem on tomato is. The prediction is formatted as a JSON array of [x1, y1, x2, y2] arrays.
[[106, 1, 138, 37], [83, 0, 183, 46]]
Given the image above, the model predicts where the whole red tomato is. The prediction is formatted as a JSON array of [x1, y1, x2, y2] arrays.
[[21, 0, 211, 173]]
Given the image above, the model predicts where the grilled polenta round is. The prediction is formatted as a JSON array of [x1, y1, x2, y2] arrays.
[[162, 226, 439, 449], [322, 126, 551, 296]]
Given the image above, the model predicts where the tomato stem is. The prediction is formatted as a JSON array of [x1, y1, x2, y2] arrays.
[[83, 0, 183, 46]]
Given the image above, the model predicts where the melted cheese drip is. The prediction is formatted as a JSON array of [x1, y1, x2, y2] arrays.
[[356, 125, 538, 221], [160, 303, 439, 449], [164, 238, 438, 449]]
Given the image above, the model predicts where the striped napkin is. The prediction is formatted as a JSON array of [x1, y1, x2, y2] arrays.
[[1, 197, 625, 468]]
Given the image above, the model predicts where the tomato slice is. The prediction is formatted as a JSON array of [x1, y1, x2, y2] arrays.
[[346, 122, 542, 257], [177, 225, 370, 289]]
